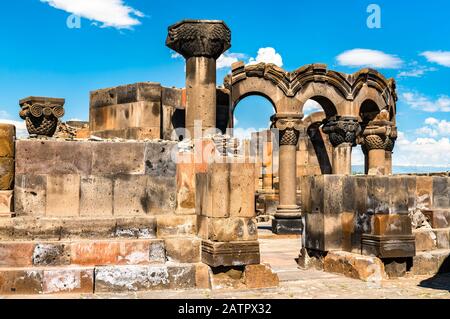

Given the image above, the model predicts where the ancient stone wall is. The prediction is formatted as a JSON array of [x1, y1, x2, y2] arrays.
[[301, 175, 450, 254], [14, 140, 179, 217], [90, 82, 231, 140]]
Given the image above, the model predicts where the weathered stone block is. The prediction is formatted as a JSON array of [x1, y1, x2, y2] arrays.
[[272, 218, 303, 235], [0, 242, 34, 267], [33, 243, 71, 266], [243, 264, 279, 289], [177, 152, 196, 214], [70, 241, 120, 266], [389, 177, 408, 214], [410, 250, 450, 275], [372, 214, 412, 236], [167, 265, 196, 289], [0, 216, 155, 240], [0, 190, 13, 213], [117, 240, 161, 265], [362, 233, 416, 258], [433, 177, 449, 209], [434, 228, 450, 249], [156, 215, 197, 238], [91, 142, 145, 175], [114, 216, 157, 239], [42, 268, 94, 294], [195, 263, 212, 289], [14, 174, 46, 217], [414, 229, 437, 251], [15, 140, 93, 175], [46, 174, 80, 217], [113, 175, 176, 216], [112, 175, 151, 216], [144, 141, 177, 177], [205, 217, 258, 242], [0, 124, 15, 158], [416, 176, 433, 209], [80, 176, 113, 216], [165, 237, 201, 263], [422, 209, 450, 228], [201, 240, 260, 267], [229, 162, 255, 218], [149, 240, 166, 263], [367, 177, 390, 214], [323, 251, 386, 282], [94, 265, 170, 292], [0, 269, 43, 294], [0, 157, 14, 190]]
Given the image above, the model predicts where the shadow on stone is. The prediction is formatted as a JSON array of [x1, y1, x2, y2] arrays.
[[418, 255, 450, 292]]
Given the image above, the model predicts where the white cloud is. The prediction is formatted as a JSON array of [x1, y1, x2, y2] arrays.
[[171, 52, 182, 59], [393, 133, 450, 167], [421, 51, 450, 67], [397, 62, 436, 78], [352, 131, 450, 168], [416, 117, 450, 137], [217, 52, 247, 70], [0, 119, 28, 138], [248, 47, 283, 67], [336, 49, 403, 69], [402, 92, 450, 112], [303, 100, 322, 115], [41, 0, 144, 29]]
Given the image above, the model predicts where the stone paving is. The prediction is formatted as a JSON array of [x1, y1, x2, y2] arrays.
[[2, 231, 450, 299]]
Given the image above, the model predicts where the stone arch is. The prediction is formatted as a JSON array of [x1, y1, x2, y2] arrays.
[[229, 76, 283, 114], [296, 83, 344, 118]]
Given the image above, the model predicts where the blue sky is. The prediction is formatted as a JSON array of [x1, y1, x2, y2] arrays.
[[1, 0, 450, 168]]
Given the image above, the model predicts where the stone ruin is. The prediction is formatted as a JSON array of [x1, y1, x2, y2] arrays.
[[0, 19, 449, 295]]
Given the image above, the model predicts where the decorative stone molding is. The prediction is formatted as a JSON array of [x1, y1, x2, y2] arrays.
[[166, 20, 231, 60], [19, 97, 65, 137], [271, 116, 303, 146], [322, 117, 361, 147], [226, 62, 397, 105]]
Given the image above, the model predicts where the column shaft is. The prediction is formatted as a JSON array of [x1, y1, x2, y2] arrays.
[[278, 144, 297, 208], [332, 143, 352, 175], [185, 57, 217, 134], [368, 149, 386, 175]]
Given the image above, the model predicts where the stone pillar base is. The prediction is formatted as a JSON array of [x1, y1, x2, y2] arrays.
[[361, 234, 416, 258], [201, 240, 260, 267], [272, 218, 303, 235]]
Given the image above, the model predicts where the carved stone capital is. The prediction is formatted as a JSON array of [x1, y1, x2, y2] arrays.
[[166, 20, 231, 60], [361, 124, 397, 151], [322, 117, 361, 147], [19, 96, 65, 137], [271, 115, 303, 146]]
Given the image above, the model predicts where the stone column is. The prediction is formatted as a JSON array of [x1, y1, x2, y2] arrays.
[[0, 124, 15, 217], [261, 131, 274, 190], [322, 117, 360, 175], [385, 129, 397, 175], [271, 114, 303, 234], [166, 20, 231, 135], [362, 122, 394, 176]]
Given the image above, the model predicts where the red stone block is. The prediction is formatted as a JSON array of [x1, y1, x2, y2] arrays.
[[0, 242, 34, 267]]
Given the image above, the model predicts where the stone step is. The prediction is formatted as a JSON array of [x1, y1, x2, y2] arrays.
[[0, 216, 157, 240], [409, 249, 450, 276], [0, 239, 166, 268], [0, 263, 209, 295]]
